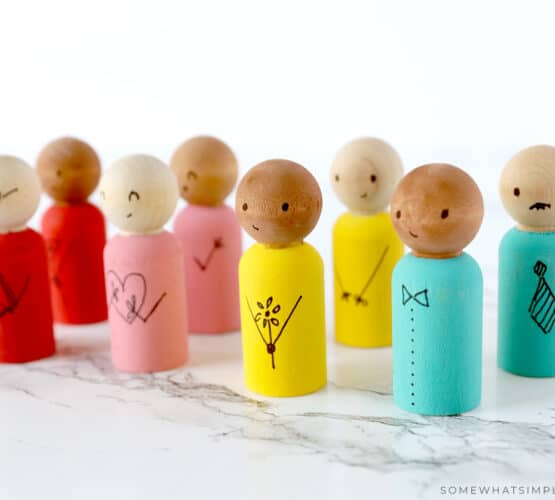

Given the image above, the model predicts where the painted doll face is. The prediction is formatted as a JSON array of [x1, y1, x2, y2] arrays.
[[235, 159, 322, 247], [500, 145, 555, 230], [0, 156, 41, 233], [99, 154, 178, 235], [171, 136, 238, 206], [330, 137, 403, 214], [391, 163, 484, 258], [37, 137, 101, 204]]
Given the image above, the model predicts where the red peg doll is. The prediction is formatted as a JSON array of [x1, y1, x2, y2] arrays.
[[0, 156, 55, 362], [37, 137, 107, 324]]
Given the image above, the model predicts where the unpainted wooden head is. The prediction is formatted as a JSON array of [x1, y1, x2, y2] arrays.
[[99, 154, 178, 235], [0, 156, 41, 233], [170, 136, 238, 206], [500, 145, 555, 231], [331, 137, 403, 214], [36, 137, 101, 204], [391, 163, 484, 258], [235, 159, 322, 247]]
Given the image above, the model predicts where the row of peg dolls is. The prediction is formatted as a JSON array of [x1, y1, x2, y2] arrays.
[[1, 136, 553, 416]]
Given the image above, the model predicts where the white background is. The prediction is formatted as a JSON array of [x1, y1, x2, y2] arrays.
[[2, 0, 555, 270]]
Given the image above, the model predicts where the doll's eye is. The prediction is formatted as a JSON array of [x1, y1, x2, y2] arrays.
[[281, 202, 289, 212], [441, 208, 449, 219], [242, 203, 248, 211], [334, 174, 340, 182], [128, 190, 140, 202], [370, 174, 377, 183], [396, 210, 401, 219], [514, 187, 520, 197], [56, 169, 62, 177]]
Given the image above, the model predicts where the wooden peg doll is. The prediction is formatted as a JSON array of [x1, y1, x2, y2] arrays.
[[498, 145, 555, 377], [235, 159, 326, 396], [37, 137, 108, 324], [99, 154, 188, 372], [390, 164, 484, 415], [171, 136, 241, 333], [331, 137, 404, 347], [0, 156, 55, 362]]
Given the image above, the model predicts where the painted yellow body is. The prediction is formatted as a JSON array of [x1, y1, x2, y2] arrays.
[[333, 212, 404, 347], [239, 242, 327, 396]]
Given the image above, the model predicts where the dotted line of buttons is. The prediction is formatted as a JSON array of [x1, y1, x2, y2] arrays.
[[410, 306, 415, 407]]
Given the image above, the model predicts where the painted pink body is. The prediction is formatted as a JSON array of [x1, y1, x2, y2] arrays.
[[104, 231, 188, 372], [173, 204, 241, 333]]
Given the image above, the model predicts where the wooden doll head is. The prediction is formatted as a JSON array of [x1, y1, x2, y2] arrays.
[[0, 156, 41, 233], [500, 145, 555, 231], [235, 159, 322, 247], [170, 136, 238, 206], [36, 137, 101, 204], [330, 137, 403, 214], [99, 154, 178, 235], [391, 163, 484, 258]]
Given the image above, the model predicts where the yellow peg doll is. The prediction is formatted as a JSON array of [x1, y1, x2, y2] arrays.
[[235, 159, 326, 396], [330, 138, 404, 347]]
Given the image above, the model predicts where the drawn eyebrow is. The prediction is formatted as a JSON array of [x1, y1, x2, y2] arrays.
[[187, 170, 198, 180], [1, 187, 18, 199], [128, 190, 140, 202]]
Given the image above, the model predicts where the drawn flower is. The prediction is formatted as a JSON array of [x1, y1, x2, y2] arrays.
[[254, 296, 281, 328]]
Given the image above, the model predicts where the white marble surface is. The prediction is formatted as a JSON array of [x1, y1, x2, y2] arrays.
[[2, 205, 555, 500]]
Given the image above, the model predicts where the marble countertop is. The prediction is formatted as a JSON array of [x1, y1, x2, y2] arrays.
[[2, 207, 555, 500]]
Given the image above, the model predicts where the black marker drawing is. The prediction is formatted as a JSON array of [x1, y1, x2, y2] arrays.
[[246, 295, 302, 369], [0, 273, 30, 318], [335, 246, 389, 306], [0, 187, 18, 200], [529, 260, 555, 334], [401, 285, 429, 308], [193, 237, 224, 271], [107, 270, 167, 324], [46, 239, 75, 289], [334, 266, 351, 301], [529, 202, 551, 211]]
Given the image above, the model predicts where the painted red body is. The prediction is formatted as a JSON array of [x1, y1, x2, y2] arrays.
[[0, 229, 56, 362], [41, 203, 107, 324]]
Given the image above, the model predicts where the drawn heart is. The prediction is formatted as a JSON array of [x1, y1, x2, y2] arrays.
[[0, 273, 29, 318], [106, 270, 147, 324]]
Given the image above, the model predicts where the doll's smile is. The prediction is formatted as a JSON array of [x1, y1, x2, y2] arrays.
[[0, 187, 18, 200], [529, 202, 551, 211], [360, 192, 368, 199], [409, 230, 418, 238], [252, 224, 260, 231], [126, 212, 133, 218]]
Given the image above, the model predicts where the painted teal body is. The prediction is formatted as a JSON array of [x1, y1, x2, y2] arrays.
[[392, 253, 483, 415], [498, 228, 555, 377]]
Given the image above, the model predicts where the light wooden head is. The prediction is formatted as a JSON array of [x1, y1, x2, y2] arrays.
[[500, 145, 555, 231], [170, 136, 238, 206], [330, 137, 403, 214], [36, 137, 101, 204], [391, 163, 484, 258], [99, 154, 178, 235], [235, 159, 322, 247], [0, 156, 41, 233]]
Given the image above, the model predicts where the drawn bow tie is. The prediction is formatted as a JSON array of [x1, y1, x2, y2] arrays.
[[402, 285, 429, 307]]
